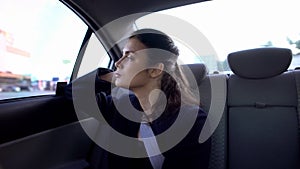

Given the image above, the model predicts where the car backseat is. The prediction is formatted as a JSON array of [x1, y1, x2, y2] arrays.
[[83, 48, 300, 169], [187, 47, 300, 169], [72, 47, 300, 169], [227, 48, 300, 169]]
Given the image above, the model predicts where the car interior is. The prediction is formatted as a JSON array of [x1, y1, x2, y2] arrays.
[[0, 0, 299, 169]]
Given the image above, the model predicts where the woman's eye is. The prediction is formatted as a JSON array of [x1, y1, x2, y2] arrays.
[[127, 54, 134, 60]]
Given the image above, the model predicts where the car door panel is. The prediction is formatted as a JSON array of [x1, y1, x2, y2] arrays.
[[0, 95, 97, 169]]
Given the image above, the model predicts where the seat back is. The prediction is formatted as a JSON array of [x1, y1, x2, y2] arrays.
[[185, 64, 227, 169], [227, 48, 300, 169]]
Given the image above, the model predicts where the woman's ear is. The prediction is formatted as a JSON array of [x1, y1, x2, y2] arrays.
[[148, 63, 164, 78]]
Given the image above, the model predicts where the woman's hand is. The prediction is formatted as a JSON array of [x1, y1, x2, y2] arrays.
[[99, 71, 115, 84]]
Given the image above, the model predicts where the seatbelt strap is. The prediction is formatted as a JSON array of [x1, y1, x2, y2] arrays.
[[139, 122, 165, 169], [294, 70, 300, 142]]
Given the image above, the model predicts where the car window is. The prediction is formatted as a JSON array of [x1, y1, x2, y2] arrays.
[[0, 0, 87, 100], [75, 33, 111, 79], [135, 0, 300, 73]]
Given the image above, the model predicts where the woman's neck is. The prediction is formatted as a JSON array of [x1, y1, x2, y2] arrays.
[[131, 81, 161, 119]]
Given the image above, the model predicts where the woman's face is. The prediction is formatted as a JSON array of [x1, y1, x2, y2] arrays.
[[114, 37, 152, 90]]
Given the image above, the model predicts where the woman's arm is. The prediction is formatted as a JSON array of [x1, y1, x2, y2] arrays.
[[99, 70, 114, 83], [64, 68, 113, 98], [64, 68, 116, 122]]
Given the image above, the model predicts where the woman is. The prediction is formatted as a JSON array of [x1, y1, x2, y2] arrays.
[[67, 29, 211, 169]]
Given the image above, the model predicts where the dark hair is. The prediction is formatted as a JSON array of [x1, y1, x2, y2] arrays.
[[130, 29, 199, 117]]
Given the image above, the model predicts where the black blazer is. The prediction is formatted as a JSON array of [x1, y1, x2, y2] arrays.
[[65, 68, 211, 169]]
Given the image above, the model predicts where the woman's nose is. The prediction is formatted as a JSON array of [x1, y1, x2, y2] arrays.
[[115, 56, 123, 68], [115, 60, 120, 68]]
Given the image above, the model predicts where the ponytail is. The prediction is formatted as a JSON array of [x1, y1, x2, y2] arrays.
[[154, 63, 199, 118], [174, 63, 200, 106]]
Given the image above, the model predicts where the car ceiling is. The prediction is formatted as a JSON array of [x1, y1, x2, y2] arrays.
[[60, 0, 209, 63], [62, 0, 209, 27]]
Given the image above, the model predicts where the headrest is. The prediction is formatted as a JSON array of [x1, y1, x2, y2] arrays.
[[181, 63, 208, 83], [228, 48, 292, 79]]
